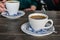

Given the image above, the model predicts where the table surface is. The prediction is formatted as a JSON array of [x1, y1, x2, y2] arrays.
[[0, 11, 60, 40]]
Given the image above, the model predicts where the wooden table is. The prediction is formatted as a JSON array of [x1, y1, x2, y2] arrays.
[[0, 11, 60, 40]]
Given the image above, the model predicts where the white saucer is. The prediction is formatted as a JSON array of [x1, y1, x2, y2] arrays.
[[21, 22, 55, 36], [1, 11, 25, 19]]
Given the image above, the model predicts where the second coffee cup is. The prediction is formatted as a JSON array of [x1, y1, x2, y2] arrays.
[[5, 1, 20, 15]]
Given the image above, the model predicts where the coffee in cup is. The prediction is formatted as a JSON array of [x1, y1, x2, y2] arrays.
[[30, 15, 46, 19]]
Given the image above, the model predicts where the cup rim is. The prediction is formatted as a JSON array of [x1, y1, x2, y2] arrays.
[[28, 13, 48, 20], [6, 1, 20, 3]]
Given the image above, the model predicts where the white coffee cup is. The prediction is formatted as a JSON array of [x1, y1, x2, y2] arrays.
[[28, 13, 53, 31], [5, 1, 20, 15]]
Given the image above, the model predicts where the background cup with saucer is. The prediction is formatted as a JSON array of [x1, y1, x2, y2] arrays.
[[1, 1, 25, 19]]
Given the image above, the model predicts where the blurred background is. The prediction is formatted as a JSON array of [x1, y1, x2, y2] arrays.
[[7, 0, 60, 11]]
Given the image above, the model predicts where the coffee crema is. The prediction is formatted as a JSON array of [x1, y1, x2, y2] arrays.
[[30, 15, 46, 19], [7, 1, 18, 3]]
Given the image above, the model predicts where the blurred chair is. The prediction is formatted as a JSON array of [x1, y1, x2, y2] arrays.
[[43, 0, 60, 10]]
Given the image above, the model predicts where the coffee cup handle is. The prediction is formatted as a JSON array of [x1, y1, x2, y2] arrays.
[[45, 19, 53, 29]]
